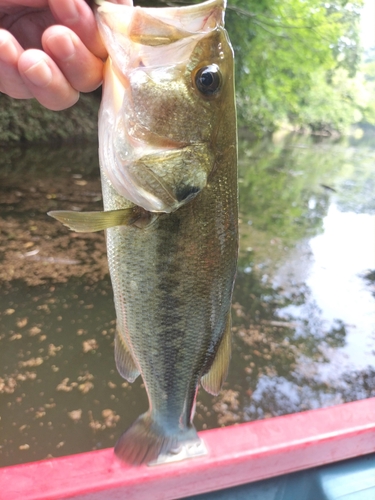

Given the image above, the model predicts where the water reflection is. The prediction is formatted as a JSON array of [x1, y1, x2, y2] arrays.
[[0, 133, 374, 466], [279, 205, 375, 369]]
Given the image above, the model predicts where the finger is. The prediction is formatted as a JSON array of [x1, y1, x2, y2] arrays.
[[1, 8, 55, 51], [0, 29, 33, 98], [48, 0, 106, 58], [42, 25, 103, 93], [18, 49, 79, 111]]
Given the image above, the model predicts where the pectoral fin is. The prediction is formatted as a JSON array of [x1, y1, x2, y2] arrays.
[[47, 208, 141, 232], [201, 312, 232, 396], [115, 330, 140, 383]]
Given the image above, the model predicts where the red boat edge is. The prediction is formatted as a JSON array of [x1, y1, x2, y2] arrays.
[[1, 398, 375, 500]]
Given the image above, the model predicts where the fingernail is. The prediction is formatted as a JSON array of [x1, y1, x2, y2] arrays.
[[46, 33, 76, 62], [60, 0, 80, 25], [24, 59, 53, 87]]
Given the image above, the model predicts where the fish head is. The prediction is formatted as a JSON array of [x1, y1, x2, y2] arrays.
[[96, 0, 235, 213]]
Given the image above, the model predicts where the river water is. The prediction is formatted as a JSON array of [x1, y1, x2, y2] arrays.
[[0, 132, 374, 466]]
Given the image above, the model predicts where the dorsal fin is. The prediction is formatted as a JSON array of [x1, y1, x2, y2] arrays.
[[201, 312, 231, 395]]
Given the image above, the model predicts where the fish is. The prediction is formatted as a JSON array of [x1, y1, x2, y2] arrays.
[[48, 0, 238, 466]]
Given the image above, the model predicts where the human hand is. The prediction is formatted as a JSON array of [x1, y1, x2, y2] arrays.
[[0, 0, 111, 110]]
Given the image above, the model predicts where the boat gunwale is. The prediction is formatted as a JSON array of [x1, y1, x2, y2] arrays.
[[1, 397, 374, 500]]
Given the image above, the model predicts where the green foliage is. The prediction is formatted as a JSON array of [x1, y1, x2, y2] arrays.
[[359, 60, 375, 126], [225, 0, 364, 133], [290, 68, 367, 133]]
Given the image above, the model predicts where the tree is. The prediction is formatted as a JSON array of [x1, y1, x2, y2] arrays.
[[225, 0, 364, 133]]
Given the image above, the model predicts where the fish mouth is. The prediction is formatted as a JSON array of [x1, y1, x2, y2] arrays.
[[95, 0, 225, 77], [96, 0, 224, 212], [95, 0, 225, 41]]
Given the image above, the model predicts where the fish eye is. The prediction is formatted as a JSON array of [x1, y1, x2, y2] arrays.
[[194, 65, 222, 96]]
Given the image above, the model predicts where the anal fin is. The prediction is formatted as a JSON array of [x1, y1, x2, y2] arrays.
[[201, 312, 232, 396], [115, 330, 140, 383]]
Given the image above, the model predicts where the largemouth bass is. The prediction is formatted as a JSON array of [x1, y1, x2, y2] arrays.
[[49, 0, 237, 465]]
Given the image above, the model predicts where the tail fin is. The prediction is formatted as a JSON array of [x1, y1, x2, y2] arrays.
[[114, 412, 201, 466]]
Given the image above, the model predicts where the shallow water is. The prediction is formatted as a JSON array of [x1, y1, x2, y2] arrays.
[[0, 133, 374, 466]]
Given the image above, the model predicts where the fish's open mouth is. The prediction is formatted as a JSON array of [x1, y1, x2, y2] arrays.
[[96, 0, 226, 212], [95, 0, 225, 80], [96, 0, 225, 39]]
